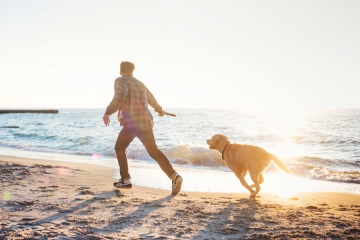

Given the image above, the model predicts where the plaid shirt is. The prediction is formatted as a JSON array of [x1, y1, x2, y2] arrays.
[[105, 76, 162, 130]]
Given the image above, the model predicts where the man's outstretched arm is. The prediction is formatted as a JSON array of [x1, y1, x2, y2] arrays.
[[145, 86, 165, 116], [103, 78, 128, 126]]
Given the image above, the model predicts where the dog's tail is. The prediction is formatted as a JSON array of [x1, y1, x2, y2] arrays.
[[269, 154, 290, 174]]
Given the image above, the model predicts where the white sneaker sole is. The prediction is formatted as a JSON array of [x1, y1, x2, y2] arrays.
[[113, 183, 132, 189], [172, 176, 183, 195]]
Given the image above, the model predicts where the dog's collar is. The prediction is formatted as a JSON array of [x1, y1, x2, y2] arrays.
[[221, 143, 230, 160]]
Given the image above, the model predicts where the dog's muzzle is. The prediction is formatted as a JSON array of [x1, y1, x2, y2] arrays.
[[207, 140, 216, 149]]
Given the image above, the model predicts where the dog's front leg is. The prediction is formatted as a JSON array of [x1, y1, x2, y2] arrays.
[[235, 173, 254, 196]]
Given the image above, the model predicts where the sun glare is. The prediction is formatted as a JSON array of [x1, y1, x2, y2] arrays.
[[272, 116, 299, 138], [261, 173, 309, 198], [268, 106, 309, 137]]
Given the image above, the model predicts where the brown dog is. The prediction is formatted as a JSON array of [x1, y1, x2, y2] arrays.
[[207, 134, 290, 198]]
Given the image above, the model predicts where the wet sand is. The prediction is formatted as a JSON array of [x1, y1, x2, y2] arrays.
[[1, 155, 359, 239]]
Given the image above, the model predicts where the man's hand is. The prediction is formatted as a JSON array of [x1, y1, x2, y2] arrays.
[[103, 115, 111, 126], [158, 110, 176, 117], [158, 110, 166, 117]]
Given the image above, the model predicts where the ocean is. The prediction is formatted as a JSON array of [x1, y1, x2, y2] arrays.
[[1, 108, 359, 194]]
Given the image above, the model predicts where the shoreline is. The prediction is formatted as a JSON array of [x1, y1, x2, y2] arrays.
[[1, 155, 360, 239], [1, 147, 360, 195]]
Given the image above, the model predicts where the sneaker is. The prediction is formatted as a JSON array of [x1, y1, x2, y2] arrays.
[[113, 179, 132, 189], [171, 174, 183, 195]]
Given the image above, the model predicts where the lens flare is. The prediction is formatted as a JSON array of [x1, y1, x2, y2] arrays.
[[91, 153, 101, 158], [57, 166, 70, 176], [2, 191, 12, 200]]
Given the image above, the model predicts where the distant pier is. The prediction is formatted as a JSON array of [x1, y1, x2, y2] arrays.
[[0, 109, 59, 114]]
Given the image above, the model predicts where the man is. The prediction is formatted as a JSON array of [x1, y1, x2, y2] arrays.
[[103, 61, 183, 195]]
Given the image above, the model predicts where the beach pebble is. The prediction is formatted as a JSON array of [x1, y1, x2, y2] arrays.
[[21, 217, 37, 221], [79, 236, 102, 240], [58, 209, 72, 213], [79, 190, 94, 195]]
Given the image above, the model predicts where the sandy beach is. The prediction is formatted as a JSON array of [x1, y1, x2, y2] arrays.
[[1, 155, 359, 239]]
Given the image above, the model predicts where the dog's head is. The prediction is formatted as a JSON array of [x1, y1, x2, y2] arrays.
[[206, 134, 229, 150]]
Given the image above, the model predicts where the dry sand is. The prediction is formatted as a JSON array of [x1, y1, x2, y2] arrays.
[[1, 155, 359, 239]]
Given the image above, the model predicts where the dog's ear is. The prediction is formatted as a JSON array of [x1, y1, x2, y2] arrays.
[[213, 134, 223, 143], [220, 134, 228, 140]]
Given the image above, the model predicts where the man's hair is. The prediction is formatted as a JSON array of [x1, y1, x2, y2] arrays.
[[120, 61, 135, 74]]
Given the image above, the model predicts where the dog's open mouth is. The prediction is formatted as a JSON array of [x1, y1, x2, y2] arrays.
[[207, 140, 216, 149]]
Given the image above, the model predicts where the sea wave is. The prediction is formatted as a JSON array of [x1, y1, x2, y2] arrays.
[[307, 168, 360, 184], [128, 145, 225, 166], [295, 156, 360, 169], [125, 146, 360, 184], [11, 132, 40, 138]]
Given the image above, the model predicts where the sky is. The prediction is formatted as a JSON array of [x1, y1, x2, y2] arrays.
[[0, 0, 359, 112]]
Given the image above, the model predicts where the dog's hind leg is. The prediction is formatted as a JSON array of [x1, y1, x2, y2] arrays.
[[235, 173, 254, 195], [249, 174, 264, 189], [249, 172, 262, 198], [259, 173, 264, 184]]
